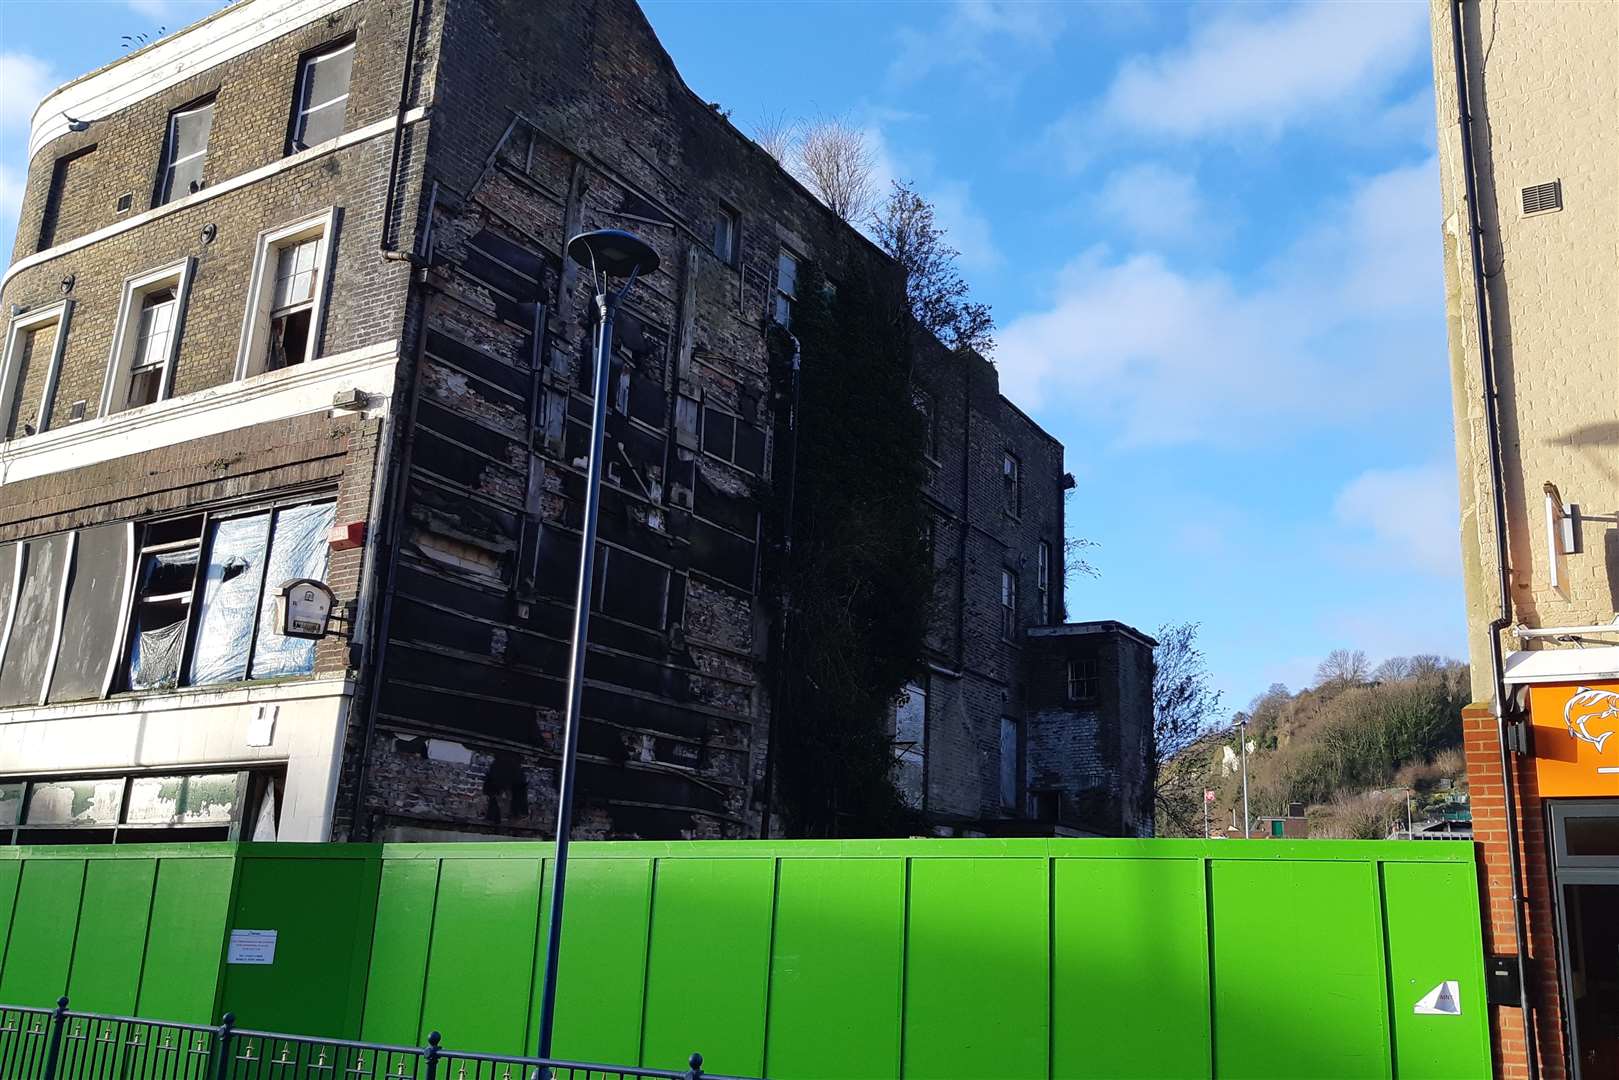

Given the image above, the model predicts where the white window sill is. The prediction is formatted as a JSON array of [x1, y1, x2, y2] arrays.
[[0, 674, 354, 726]]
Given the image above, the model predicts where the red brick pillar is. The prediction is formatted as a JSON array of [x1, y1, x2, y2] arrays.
[[1462, 702, 1568, 1079]]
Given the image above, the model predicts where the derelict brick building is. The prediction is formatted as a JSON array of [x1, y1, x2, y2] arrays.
[[0, 0, 1153, 843]]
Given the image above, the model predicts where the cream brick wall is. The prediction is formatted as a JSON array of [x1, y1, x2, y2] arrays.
[[1431, 0, 1619, 704]]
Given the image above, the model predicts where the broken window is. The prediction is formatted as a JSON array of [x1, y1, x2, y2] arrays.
[[240, 212, 333, 378], [106, 260, 192, 415], [128, 289, 177, 407], [268, 238, 319, 370], [774, 249, 799, 326], [156, 96, 214, 205], [595, 544, 670, 630], [1000, 716, 1020, 810], [913, 387, 936, 459], [1001, 568, 1018, 640], [290, 39, 354, 151], [1036, 541, 1050, 625], [894, 681, 927, 809], [127, 516, 204, 691], [714, 205, 738, 264], [1003, 451, 1021, 517], [701, 405, 767, 474], [1067, 658, 1099, 702], [190, 501, 335, 685]]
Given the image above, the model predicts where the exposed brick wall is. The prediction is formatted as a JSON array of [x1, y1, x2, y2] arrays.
[[1463, 702, 1568, 1080]]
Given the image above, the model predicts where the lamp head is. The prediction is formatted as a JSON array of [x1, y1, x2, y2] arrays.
[[567, 229, 660, 278]]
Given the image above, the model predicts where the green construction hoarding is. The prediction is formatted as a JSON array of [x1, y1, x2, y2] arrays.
[[0, 838, 1491, 1078]]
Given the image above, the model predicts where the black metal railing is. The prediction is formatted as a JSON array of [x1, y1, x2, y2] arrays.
[[2, 999, 749, 1080]]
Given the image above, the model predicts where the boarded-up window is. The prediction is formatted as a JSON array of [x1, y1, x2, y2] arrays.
[[47, 524, 133, 703], [3, 323, 58, 439], [0, 535, 68, 707], [1000, 716, 1020, 810]]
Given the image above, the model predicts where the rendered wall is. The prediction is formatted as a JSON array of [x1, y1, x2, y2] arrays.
[[0, 839, 1491, 1078]]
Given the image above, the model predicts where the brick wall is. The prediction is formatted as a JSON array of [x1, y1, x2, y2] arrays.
[[1463, 702, 1568, 1080]]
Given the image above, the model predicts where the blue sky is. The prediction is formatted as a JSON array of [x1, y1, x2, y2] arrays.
[[0, 0, 1465, 716]]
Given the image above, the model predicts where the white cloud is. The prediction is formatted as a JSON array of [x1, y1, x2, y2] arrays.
[[128, 0, 177, 18], [1332, 464, 1460, 578], [888, 1, 1065, 95], [0, 162, 25, 251], [1046, 2, 1427, 166], [0, 53, 56, 133], [1093, 163, 1207, 245], [996, 157, 1442, 447]]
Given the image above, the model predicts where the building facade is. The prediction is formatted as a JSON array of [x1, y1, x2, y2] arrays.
[[0, 0, 1153, 846], [1431, 2, 1619, 1077]]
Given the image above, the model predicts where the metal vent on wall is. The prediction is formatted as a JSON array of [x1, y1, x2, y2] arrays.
[[1521, 180, 1561, 215]]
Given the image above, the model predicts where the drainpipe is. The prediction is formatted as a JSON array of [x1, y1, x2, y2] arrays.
[[1450, 4, 1538, 1076], [380, 0, 425, 259], [760, 332, 801, 838]]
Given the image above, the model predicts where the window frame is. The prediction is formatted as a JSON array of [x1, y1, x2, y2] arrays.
[[1036, 541, 1050, 625], [288, 38, 356, 153], [1001, 568, 1018, 640], [1002, 451, 1022, 518], [774, 248, 800, 327], [0, 299, 75, 441], [999, 715, 1021, 811], [101, 258, 196, 416], [1067, 658, 1100, 703], [714, 204, 740, 265], [113, 492, 336, 696], [235, 208, 338, 380], [154, 94, 217, 207]]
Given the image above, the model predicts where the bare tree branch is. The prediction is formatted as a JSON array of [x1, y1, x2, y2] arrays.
[[795, 117, 878, 223], [753, 112, 798, 169], [868, 179, 995, 355]]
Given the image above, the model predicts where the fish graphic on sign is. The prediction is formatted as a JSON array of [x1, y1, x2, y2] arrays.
[[1564, 687, 1619, 754]]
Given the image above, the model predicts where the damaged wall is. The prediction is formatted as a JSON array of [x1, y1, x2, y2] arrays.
[[353, 0, 899, 840]]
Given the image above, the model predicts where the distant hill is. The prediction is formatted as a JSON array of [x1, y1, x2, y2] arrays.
[[1158, 657, 1471, 838]]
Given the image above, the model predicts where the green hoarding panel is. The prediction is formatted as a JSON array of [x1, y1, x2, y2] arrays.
[[361, 858, 441, 1046], [136, 856, 234, 1023], [0, 859, 85, 1006], [0, 861, 19, 977], [1382, 861, 1492, 1078], [421, 855, 542, 1055], [1212, 859, 1391, 1079], [542, 857, 654, 1065], [766, 857, 904, 1080], [904, 857, 1048, 1080], [220, 853, 380, 1038], [68, 859, 158, 1015], [641, 857, 774, 1076], [1052, 856, 1210, 1079]]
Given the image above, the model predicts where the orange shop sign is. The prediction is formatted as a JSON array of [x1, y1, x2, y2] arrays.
[[1529, 681, 1619, 796]]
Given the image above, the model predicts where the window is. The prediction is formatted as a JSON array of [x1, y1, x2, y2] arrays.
[[0, 300, 73, 440], [1001, 569, 1018, 639], [103, 259, 195, 414], [290, 40, 355, 150], [999, 716, 1020, 810], [701, 406, 767, 474], [1036, 541, 1050, 625], [913, 387, 936, 459], [893, 681, 927, 809], [156, 96, 215, 205], [120, 500, 336, 691], [237, 210, 336, 378], [0, 769, 277, 845], [713, 206, 738, 264], [1067, 658, 1099, 703], [1002, 452, 1021, 517], [774, 249, 799, 326]]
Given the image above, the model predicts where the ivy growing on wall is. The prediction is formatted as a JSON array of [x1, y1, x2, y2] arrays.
[[765, 260, 935, 837]]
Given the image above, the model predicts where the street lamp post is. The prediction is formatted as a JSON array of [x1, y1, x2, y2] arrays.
[[535, 229, 659, 1064], [1238, 716, 1251, 839]]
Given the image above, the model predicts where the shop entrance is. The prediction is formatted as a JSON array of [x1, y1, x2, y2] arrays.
[[1550, 801, 1619, 1079]]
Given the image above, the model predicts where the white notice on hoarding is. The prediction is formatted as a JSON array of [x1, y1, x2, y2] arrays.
[[227, 929, 278, 965], [1413, 980, 1461, 1016]]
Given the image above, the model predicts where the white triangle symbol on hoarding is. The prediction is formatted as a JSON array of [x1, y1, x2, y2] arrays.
[[1414, 980, 1461, 1016]]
